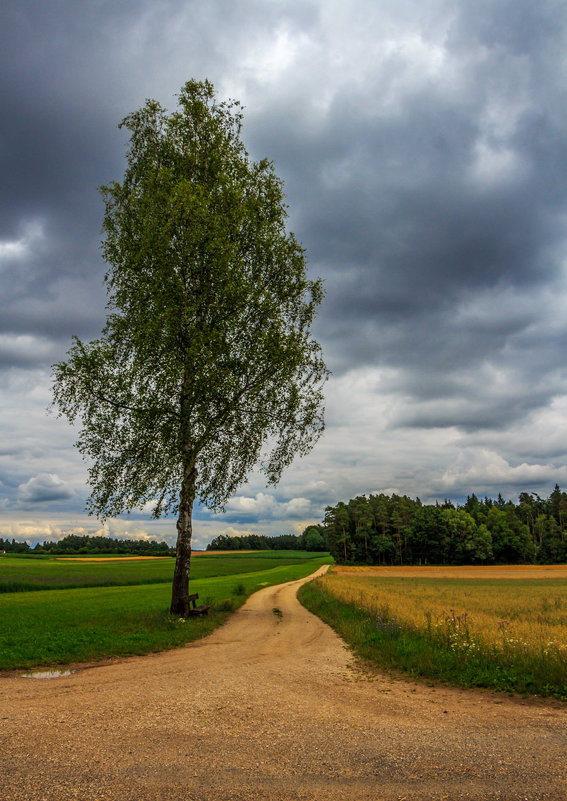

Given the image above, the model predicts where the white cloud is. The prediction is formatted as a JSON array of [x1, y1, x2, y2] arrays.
[[92, 521, 157, 542], [0, 334, 59, 366], [0, 521, 72, 543], [439, 448, 567, 494], [0, 518, 173, 546], [242, 24, 308, 85], [220, 492, 314, 520], [469, 141, 526, 188], [224, 492, 278, 516], [371, 487, 401, 497], [211, 525, 257, 540], [0, 220, 44, 265], [283, 497, 312, 516]]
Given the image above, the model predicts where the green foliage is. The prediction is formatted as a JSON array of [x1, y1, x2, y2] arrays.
[[51, 78, 327, 521], [206, 529, 328, 552], [51, 79, 327, 613], [0, 534, 172, 556], [215, 598, 236, 612], [323, 487, 567, 566], [301, 525, 326, 552], [0, 538, 33, 554]]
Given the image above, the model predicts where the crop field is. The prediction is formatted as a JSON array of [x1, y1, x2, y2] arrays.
[[298, 565, 567, 699], [0, 550, 324, 592], [0, 551, 330, 670], [333, 564, 567, 579]]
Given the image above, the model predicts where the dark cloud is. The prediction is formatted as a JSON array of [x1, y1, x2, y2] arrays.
[[1, 0, 567, 529], [242, 1, 567, 441], [18, 473, 74, 503]]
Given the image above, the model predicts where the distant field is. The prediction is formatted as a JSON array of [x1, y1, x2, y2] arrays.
[[0, 550, 325, 592], [333, 564, 567, 579], [0, 553, 331, 670], [299, 565, 567, 699], [55, 550, 255, 560], [55, 555, 169, 561]]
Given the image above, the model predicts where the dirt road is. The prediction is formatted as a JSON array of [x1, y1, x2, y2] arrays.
[[1, 566, 566, 800]]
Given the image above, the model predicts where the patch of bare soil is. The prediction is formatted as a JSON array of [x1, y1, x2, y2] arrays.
[[1, 566, 566, 800]]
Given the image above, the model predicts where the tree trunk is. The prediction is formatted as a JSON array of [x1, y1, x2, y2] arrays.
[[170, 463, 197, 616]]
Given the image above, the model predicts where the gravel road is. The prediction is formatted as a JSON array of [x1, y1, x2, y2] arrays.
[[1, 565, 566, 800]]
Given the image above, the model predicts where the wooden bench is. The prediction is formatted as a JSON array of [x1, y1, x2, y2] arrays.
[[186, 593, 210, 617]]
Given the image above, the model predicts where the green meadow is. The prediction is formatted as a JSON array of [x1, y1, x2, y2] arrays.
[[0, 550, 323, 592], [0, 551, 330, 670]]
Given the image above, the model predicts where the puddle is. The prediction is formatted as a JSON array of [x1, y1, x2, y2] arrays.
[[21, 670, 73, 679]]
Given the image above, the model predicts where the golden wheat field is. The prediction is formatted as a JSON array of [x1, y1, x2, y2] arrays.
[[322, 566, 567, 658], [333, 564, 567, 579]]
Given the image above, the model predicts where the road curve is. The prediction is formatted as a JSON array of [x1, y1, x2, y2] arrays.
[[1, 565, 566, 800]]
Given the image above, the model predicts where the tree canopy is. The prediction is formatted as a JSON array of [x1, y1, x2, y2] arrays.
[[52, 80, 328, 613], [323, 486, 567, 566], [0, 535, 172, 556], [206, 525, 328, 552]]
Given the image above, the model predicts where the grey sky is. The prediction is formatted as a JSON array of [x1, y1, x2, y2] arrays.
[[2, 0, 567, 546]]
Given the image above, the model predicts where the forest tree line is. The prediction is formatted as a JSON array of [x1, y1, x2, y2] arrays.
[[206, 528, 328, 552], [0, 534, 173, 556], [324, 485, 567, 565]]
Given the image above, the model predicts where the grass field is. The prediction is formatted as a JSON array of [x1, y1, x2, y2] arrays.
[[298, 565, 567, 699], [0, 552, 330, 670], [0, 550, 324, 592]]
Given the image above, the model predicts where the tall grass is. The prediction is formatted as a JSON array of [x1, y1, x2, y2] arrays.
[[298, 570, 567, 699]]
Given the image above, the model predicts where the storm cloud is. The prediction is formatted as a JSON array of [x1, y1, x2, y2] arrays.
[[2, 0, 567, 544], [17, 473, 74, 504]]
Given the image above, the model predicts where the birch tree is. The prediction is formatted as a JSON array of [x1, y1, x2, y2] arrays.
[[52, 80, 328, 615]]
